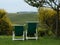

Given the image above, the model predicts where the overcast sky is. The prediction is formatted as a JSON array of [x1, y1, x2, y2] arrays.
[[0, 0, 37, 13]]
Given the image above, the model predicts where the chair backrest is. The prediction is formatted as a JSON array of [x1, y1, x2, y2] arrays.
[[27, 22, 38, 36], [14, 25, 24, 36]]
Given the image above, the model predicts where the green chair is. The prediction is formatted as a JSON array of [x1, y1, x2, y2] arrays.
[[12, 24, 25, 40], [26, 21, 38, 40]]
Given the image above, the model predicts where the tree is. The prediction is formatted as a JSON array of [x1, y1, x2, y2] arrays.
[[24, 0, 60, 37], [24, 0, 60, 9]]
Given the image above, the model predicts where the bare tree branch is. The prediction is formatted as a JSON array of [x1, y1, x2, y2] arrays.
[[46, 1, 57, 10]]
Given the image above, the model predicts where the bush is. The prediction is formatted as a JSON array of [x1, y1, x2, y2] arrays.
[[38, 7, 60, 36], [0, 9, 12, 35]]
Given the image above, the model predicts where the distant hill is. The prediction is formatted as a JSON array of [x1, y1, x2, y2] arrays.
[[17, 12, 37, 14], [7, 12, 38, 25]]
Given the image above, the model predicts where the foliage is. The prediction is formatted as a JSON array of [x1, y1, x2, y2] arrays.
[[38, 7, 60, 36], [0, 9, 6, 19], [0, 9, 12, 35], [38, 7, 56, 24]]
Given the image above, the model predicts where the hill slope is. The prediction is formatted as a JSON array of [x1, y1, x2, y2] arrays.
[[7, 12, 38, 25]]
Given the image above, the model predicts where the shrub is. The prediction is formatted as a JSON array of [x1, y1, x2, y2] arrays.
[[38, 7, 60, 36], [0, 9, 12, 35]]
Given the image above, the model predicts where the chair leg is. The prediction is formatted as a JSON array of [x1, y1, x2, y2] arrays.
[[26, 30, 27, 39], [12, 31, 15, 40], [26, 30, 38, 40], [23, 32, 25, 40], [36, 29, 38, 40], [12, 31, 25, 40]]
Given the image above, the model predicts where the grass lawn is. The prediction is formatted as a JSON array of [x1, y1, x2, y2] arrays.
[[0, 36, 60, 45]]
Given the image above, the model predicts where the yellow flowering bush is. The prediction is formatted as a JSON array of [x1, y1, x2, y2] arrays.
[[0, 9, 12, 35], [38, 7, 60, 36]]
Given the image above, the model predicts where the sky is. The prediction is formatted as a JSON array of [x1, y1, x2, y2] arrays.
[[0, 0, 37, 13]]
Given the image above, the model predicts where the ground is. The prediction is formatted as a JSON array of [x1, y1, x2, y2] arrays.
[[0, 36, 60, 45]]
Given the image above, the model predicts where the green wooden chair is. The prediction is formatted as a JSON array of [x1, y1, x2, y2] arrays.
[[12, 24, 25, 40], [26, 21, 38, 40]]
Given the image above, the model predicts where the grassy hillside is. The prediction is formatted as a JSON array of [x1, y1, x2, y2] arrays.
[[7, 12, 38, 25]]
